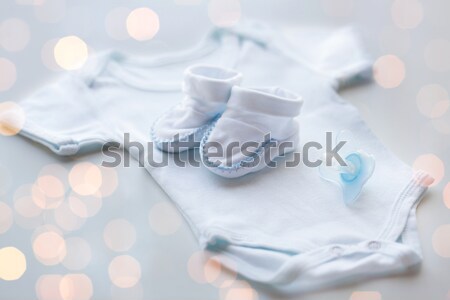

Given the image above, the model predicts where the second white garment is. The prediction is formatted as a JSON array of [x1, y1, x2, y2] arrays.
[[10, 22, 432, 293]]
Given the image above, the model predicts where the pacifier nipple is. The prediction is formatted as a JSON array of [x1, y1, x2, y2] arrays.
[[319, 131, 375, 205], [340, 153, 362, 182]]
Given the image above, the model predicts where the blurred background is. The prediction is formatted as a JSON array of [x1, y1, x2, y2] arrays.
[[0, 0, 450, 299]]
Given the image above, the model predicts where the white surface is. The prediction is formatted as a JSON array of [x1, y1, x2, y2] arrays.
[[1, 0, 450, 299]]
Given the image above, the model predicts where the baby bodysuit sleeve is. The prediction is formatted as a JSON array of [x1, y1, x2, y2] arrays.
[[280, 26, 373, 89], [8, 55, 115, 156]]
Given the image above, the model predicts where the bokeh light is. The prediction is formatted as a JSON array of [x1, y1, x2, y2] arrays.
[[207, 257, 237, 288], [105, 7, 131, 41], [39, 164, 69, 186], [0, 202, 13, 234], [103, 219, 136, 252], [108, 255, 142, 288], [431, 110, 450, 135], [417, 84, 450, 118], [126, 8, 160, 41], [425, 39, 450, 72], [350, 291, 382, 300], [204, 258, 222, 284], [69, 162, 102, 196], [34, 0, 66, 23], [412, 154, 444, 187], [430, 101, 450, 119], [13, 185, 48, 229], [98, 166, 118, 197], [391, 0, 423, 29], [36, 175, 66, 199], [432, 224, 450, 258], [0, 101, 25, 136], [0, 247, 27, 280], [148, 202, 182, 235], [0, 59, 17, 91], [32, 231, 66, 265], [15, 194, 42, 218], [187, 251, 209, 284], [53, 202, 86, 232], [36, 274, 64, 300], [14, 184, 43, 218], [32, 181, 64, 210], [373, 55, 405, 89], [54, 36, 89, 71], [208, 0, 241, 27], [36, 164, 69, 209], [219, 280, 258, 300], [59, 274, 93, 300], [32, 224, 63, 241], [320, 0, 354, 17], [187, 251, 237, 287], [0, 18, 31, 52], [444, 182, 450, 209], [68, 192, 102, 218], [62, 237, 91, 271]]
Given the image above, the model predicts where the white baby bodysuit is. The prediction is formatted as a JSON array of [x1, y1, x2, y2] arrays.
[[7, 22, 431, 293]]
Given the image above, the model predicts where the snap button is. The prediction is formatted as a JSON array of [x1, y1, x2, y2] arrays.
[[331, 246, 344, 256], [368, 241, 381, 250]]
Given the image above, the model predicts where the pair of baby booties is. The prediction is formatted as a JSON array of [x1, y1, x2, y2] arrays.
[[151, 65, 303, 178]]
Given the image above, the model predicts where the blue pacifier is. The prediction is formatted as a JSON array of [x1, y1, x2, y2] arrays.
[[319, 131, 375, 205]]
